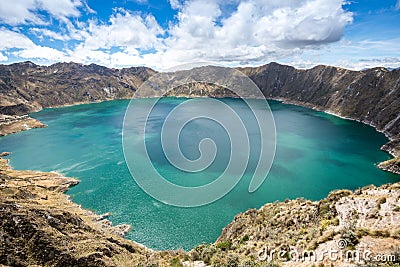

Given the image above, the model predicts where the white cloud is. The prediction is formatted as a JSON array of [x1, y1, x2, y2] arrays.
[[79, 9, 164, 50], [66, 46, 110, 65], [396, 0, 400, 10], [0, 28, 68, 63], [0, 0, 367, 70], [0, 0, 42, 25], [37, 0, 82, 20], [335, 58, 400, 70], [0, 52, 8, 62], [62, 9, 164, 67], [0, 0, 87, 25], [13, 46, 67, 61], [154, 0, 353, 68], [169, 0, 184, 9], [130, 0, 148, 4], [279, 37, 400, 70], [30, 28, 71, 41], [0, 28, 35, 50], [283, 57, 400, 71]]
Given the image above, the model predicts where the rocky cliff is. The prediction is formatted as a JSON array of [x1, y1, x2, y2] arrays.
[[191, 183, 400, 266], [240, 63, 400, 174]]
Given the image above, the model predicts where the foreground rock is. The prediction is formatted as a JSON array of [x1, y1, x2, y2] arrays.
[[2, 153, 400, 266], [378, 158, 400, 174], [191, 185, 400, 266]]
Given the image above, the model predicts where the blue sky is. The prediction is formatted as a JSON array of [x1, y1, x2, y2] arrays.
[[0, 0, 399, 70]]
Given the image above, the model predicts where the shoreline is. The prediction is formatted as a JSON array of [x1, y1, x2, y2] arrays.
[[1, 95, 399, 173], [0, 155, 186, 266], [267, 96, 400, 173]]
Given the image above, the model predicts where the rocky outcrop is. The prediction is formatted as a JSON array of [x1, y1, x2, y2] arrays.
[[378, 158, 400, 174], [191, 184, 400, 266], [164, 82, 237, 98], [0, 114, 46, 136]]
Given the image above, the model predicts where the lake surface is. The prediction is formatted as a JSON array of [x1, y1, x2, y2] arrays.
[[0, 98, 397, 250]]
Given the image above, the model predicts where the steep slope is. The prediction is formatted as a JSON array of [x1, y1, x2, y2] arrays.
[[239, 63, 400, 174], [0, 61, 155, 116], [0, 156, 187, 266], [240, 63, 400, 141], [0, 61, 155, 136], [191, 183, 400, 266]]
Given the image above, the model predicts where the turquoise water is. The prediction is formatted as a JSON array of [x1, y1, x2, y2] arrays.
[[0, 98, 397, 250]]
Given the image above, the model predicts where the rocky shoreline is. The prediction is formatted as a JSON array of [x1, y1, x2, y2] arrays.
[[0, 115, 47, 137], [2, 152, 400, 266], [191, 183, 400, 266], [266, 96, 400, 175], [0, 155, 189, 266]]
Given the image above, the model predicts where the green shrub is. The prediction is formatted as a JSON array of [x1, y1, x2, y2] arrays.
[[169, 257, 183, 267], [239, 235, 250, 244], [371, 230, 390, 238], [377, 197, 387, 208], [216, 240, 232, 251], [356, 228, 370, 238]]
